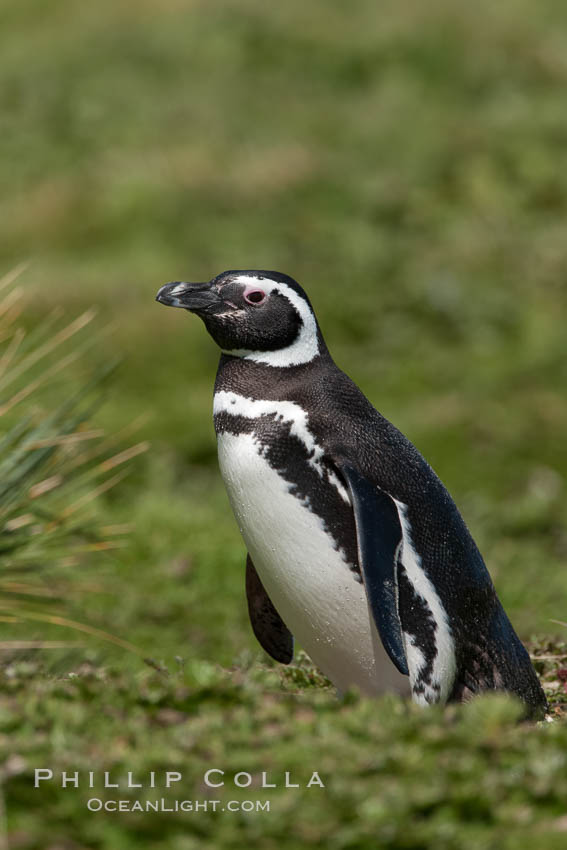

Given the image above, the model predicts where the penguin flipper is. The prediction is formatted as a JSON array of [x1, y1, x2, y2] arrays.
[[338, 463, 409, 677], [245, 554, 294, 664]]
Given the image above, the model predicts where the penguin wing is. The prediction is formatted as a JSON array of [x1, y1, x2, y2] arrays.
[[245, 554, 294, 664], [338, 463, 409, 676]]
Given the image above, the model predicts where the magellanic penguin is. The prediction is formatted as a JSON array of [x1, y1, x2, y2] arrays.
[[156, 270, 547, 715]]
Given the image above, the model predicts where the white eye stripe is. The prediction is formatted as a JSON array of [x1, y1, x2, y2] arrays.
[[222, 276, 319, 367]]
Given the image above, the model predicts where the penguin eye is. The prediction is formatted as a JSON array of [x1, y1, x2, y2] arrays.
[[244, 289, 266, 306]]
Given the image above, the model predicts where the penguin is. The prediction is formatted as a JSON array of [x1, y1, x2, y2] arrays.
[[156, 270, 547, 715]]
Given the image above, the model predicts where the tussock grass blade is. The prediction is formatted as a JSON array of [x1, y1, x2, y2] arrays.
[[0, 267, 145, 658], [0, 605, 143, 656], [0, 327, 25, 380], [13, 307, 63, 358], [0, 262, 29, 293], [0, 641, 84, 650], [0, 308, 97, 393]]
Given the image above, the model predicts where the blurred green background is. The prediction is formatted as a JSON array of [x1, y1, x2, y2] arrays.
[[2, 0, 567, 847]]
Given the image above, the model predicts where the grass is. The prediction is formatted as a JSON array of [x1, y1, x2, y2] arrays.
[[0, 269, 150, 659], [2, 653, 567, 849], [1, 0, 567, 846]]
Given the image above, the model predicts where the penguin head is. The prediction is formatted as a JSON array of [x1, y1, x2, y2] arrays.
[[156, 270, 322, 367]]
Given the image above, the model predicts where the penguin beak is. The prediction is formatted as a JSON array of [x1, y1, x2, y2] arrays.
[[156, 281, 221, 314]]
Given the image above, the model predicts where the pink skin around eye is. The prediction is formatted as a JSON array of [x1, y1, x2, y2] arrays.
[[243, 287, 266, 305]]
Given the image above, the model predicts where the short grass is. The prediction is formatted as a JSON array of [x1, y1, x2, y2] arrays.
[[2, 653, 567, 850], [1, 0, 567, 847]]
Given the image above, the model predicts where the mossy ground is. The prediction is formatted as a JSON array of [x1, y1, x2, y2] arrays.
[[1, 0, 567, 847]]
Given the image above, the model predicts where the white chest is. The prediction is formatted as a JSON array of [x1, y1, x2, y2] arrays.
[[216, 429, 409, 697]]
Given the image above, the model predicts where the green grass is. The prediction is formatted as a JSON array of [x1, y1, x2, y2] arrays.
[[2, 653, 567, 849], [1, 0, 567, 846]]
